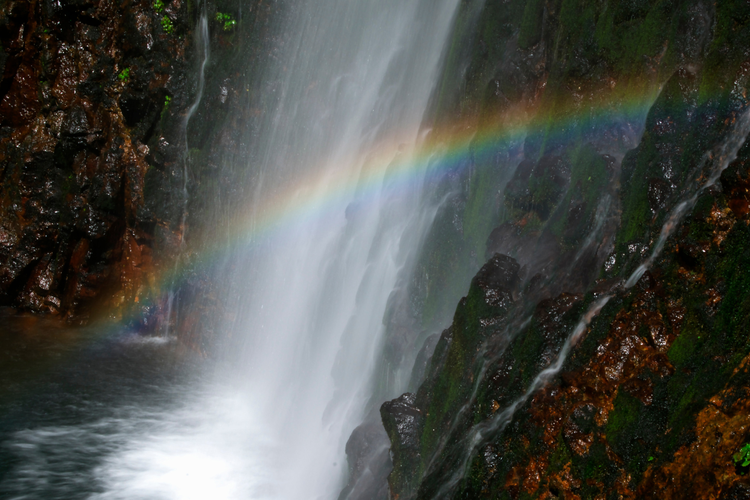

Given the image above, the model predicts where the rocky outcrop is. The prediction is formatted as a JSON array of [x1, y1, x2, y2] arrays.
[[0, 0, 196, 324], [381, 392, 425, 498], [339, 418, 391, 500], [381, 0, 750, 498]]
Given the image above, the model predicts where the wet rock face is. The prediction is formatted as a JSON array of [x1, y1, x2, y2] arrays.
[[720, 483, 750, 500], [408, 333, 440, 392], [486, 146, 617, 297], [382, 393, 424, 450], [397, 146, 750, 500], [339, 420, 391, 500], [0, 0, 193, 322], [504, 155, 570, 222], [380, 0, 750, 499], [474, 253, 520, 307], [381, 393, 424, 498]]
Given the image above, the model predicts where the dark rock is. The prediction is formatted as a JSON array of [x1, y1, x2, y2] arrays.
[[720, 483, 750, 500], [339, 420, 391, 500], [380, 393, 424, 498], [408, 333, 440, 392], [474, 253, 519, 307], [648, 177, 671, 215], [381, 393, 423, 453], [61, 106, 90, 136], [0, 0, 198, 323]]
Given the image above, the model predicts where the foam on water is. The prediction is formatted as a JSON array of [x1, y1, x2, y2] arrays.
[[2, 386, 276, 500], [92, 390, 276, 500]]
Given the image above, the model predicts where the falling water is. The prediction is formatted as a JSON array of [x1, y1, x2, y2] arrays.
[[164, 10, 210, 338], [209, 0, 461, 497], [120, 0, 460, 497]]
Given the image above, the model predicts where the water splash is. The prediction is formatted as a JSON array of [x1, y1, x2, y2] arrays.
[[2, 389, 274, 500]]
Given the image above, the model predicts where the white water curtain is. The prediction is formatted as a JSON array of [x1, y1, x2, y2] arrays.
[[211, 0, 460, 498]]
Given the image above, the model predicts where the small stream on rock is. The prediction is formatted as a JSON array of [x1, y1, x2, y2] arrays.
[[163, 9, 211, 339]]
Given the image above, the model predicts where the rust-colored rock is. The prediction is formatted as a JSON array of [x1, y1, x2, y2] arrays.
[[0, 0, 194, 324]]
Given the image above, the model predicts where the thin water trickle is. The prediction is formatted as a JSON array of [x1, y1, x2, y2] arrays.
[[625, 106, 750, 289], [427, 295, 611, 499], [163, 10, 210, 339], [182, 10, 210, 246]]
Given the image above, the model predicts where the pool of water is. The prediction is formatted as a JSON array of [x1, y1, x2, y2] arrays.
[[0, 311, 276, 499]]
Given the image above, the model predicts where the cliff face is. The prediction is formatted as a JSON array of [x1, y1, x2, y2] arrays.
[[0, 0, 197, 325], [0, 0, 277, 337], [381, 1, 750, 498]]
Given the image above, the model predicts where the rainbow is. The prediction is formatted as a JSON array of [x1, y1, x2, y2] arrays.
[[193, 87, 658, 248], [95, 82, 665, 343]]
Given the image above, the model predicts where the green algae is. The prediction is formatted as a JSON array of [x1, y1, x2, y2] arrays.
[[606, 390, 642, 446], [518, 0, 545, 49], [419, 283, 498, 465]]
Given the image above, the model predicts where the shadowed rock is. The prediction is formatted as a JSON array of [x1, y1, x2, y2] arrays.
[[381, 392, 424, 498], [339, 420, 391, 500], [474, 253, 520, 307]]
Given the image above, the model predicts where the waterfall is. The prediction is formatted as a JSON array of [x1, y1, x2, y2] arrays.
[[96, 0, 460, 498], [211, 0, 461, 496]]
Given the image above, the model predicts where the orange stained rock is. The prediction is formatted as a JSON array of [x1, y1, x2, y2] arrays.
[[676, 264, 706, 284], [708, 204, 736, 247], [563, 418, 594, 457], [496, 270, 687, 498], [639, 386, 750, 499], [529, 388, 566, 448], [612, 470, 636, 500], [732, 351, 750, 377], [542, 462, 582, 500], [501, 252, 750, 499], [728, 197, 750, 218], [705, 286, 723, 313], [505, 455, 548, 497]]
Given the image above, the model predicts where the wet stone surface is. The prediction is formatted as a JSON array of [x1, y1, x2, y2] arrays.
[[0, 0, 195, 324]]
